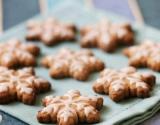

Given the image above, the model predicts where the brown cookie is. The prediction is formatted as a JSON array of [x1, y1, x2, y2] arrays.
[[80, 19, 134, 52], [41, 48, 105, 81], [123, 40, 160, 71], [26, 18, 76, 46], [0, 39, 40, 68], [93, 67, 155, 102], [37, 90, 103, 125], [0, 67, 51, 105]]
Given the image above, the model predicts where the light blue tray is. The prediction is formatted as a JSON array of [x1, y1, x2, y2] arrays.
[[1, 1, 160, 125]]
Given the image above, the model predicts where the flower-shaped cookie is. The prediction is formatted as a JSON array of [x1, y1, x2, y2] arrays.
[[80, 19, 134, 52], [93, 67, 155, 102], [0, 39, 40, 68], [0, 67, 51, 105], [41, 48, 105, 81], [26, 18, 76, 46], [123, 40, 160, 71], [37, 90, 103, 125]]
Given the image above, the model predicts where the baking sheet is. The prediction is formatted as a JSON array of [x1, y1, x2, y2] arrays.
[[0, 1, 160, 125]]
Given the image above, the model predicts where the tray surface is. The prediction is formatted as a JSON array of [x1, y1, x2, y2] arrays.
[[1, 1, 160, 125]]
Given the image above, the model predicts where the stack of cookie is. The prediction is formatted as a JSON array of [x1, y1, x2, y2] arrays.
[[0, 17, 158, 125]]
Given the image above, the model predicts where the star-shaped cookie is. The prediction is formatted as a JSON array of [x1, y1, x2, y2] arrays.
[[80, 19, 134, 52], [0, 67, 51, 105], [0, 39, 40, 68], [26, 18, 76, 46], [123, 40, 160, 71], [37, 90, 103, 125], [41, 48, 105, 81], [93, 67, 155, 102]]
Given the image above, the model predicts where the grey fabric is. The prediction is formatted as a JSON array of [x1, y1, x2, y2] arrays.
[[3, 0, 40, 30], [137, 0, 160, 28], [0, 111, 27, 125]]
